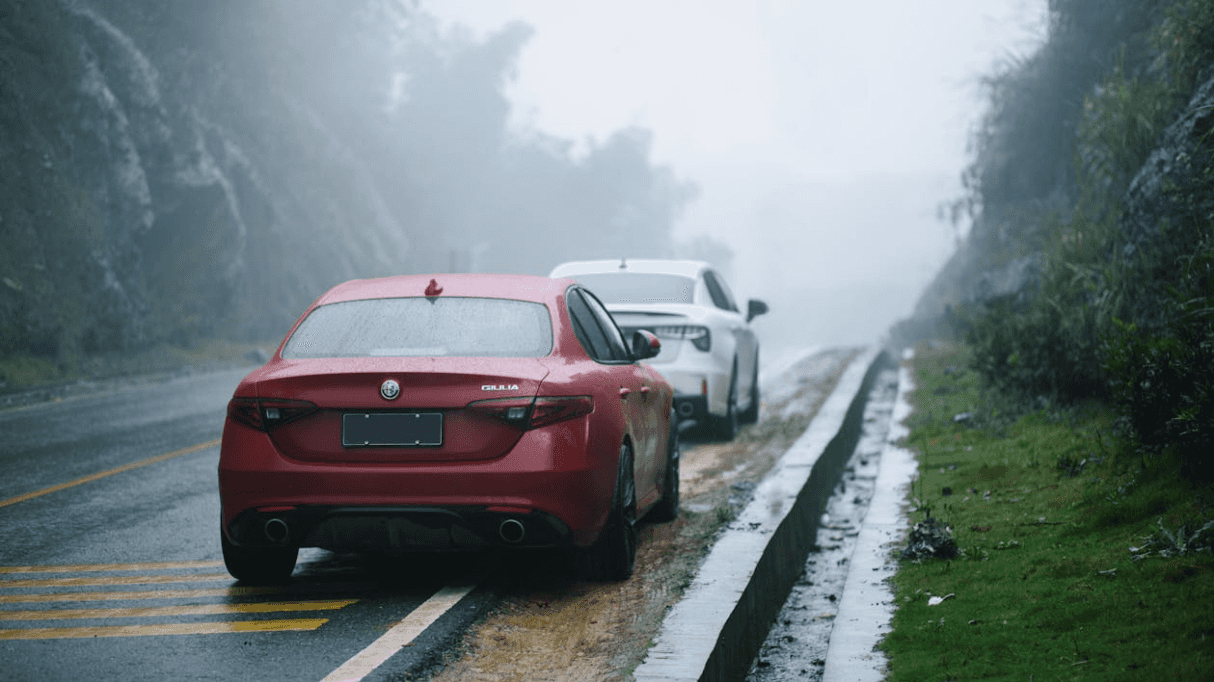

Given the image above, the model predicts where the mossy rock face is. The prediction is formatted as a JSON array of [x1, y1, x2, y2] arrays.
[[0, 2, 413, 359]]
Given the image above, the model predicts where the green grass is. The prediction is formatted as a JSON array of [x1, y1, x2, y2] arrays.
[[883, 342, 1214, 681], [0, 354, 63, 388], [0, 337, 277, 392]]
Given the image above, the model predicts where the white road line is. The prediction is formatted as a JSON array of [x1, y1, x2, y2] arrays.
[[321, 580, 479, 682]]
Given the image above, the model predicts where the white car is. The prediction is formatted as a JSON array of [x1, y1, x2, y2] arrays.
[[549, 259, 768, 440]]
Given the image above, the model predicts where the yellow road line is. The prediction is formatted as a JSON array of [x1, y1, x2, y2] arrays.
[[0, 599, 357, 621], [0, 560, 224, 574], [0, 583, 368, 604], [0, 618, 328, 640], [322, 580, 480, 682], [0, 573, 231, 589], [0, 438, 220, 509]]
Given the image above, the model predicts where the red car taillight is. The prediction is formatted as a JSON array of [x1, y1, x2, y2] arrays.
[[467, 396, 593, 430], [227, 397, 319, 431], [530, 396, 595, 428]]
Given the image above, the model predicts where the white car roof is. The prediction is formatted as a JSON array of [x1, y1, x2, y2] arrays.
[[548, 259, 708, 279]]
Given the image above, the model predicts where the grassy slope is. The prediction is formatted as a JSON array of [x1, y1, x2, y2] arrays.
[[0, 338, 276, 392], [883, 342, 1214, 681]]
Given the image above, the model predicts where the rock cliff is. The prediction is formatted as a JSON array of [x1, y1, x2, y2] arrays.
[[900, 1, 1214, 345]]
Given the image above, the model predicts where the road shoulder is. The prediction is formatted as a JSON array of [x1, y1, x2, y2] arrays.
[[634, 348, 888, 682]]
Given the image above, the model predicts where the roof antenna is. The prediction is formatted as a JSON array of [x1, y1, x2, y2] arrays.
[[618, 257, 627, 270], [424, 278, 443, 297]]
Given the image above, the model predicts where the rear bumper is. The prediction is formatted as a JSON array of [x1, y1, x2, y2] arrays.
[[672, 394, 708, 422], [219, 420, 619, 549], [225, 505, 573, 552], [656, 363, 730, 419]]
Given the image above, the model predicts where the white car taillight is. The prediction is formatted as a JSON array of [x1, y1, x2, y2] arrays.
[[652, 325, 711, 351]]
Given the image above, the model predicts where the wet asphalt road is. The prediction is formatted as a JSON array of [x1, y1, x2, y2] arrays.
[[0, 368, 490, 682], [0, 348, 864, 681]]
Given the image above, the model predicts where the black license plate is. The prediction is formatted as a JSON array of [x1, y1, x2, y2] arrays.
[[342, 412, 443, 447]]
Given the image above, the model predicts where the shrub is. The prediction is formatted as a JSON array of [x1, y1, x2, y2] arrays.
[[966, 0, 1214, 422], [1104, 229, 1214, 480], [965, 206, 1118, 402]]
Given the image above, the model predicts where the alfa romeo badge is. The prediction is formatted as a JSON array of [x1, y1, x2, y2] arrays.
[[380, 379, 400, 400]]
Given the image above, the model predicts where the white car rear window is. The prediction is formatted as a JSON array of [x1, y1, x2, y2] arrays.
[[571, 273, 695, 304], [282, 297, 553, 358]]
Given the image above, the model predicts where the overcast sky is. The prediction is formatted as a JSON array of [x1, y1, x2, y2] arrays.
[[423, 0, 1046, 347]]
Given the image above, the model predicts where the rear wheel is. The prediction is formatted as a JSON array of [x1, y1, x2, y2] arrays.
[[221, 528, 298, 584], [739, 352, 760, 425], [648, 411, 680, 523], [711, 361, 739, 441], [582, 443, 638, 581]]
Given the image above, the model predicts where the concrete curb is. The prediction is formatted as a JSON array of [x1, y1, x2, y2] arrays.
[[634, 347, 894, 682]]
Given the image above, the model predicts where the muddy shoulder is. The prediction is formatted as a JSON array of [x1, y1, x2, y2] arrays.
[[424, 347, 860, 682]]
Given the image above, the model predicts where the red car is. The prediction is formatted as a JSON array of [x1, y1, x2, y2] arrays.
[[218, 274, 678, 583]]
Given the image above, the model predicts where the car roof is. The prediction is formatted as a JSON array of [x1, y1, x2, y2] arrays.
[[548, 259, 708, 279], [314, 274, 575, 306]]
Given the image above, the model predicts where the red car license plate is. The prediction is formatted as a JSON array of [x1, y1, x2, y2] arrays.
[[342, 412, 443, 447]]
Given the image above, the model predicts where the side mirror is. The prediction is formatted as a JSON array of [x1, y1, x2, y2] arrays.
[[631, 330, 661, 360], [746, 299, 769, 323]]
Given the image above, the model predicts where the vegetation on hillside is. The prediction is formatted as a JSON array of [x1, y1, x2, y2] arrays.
[[955, 0, 1214, 482], [886, 5, 1214, 676]]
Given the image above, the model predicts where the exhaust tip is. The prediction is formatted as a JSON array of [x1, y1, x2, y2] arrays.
[[498, 518, 526, 544], [264, 517, 289, 544]]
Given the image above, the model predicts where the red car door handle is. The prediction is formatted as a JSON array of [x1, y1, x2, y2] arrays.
[[619, 388, 632, 399], [640, 386, 651, 398]]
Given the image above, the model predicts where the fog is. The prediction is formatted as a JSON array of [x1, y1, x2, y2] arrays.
[[0, 0, 1043, 361], [2, 2, 697, 352], [425, 0, 1047, 350]]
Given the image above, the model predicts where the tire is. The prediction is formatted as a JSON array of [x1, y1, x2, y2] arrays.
[[711, 361, 739, 441], [739, 351, 760, 425], [648, 411, 680, 523], [582, 443, 638, 581], [221, 527, 298, 584]]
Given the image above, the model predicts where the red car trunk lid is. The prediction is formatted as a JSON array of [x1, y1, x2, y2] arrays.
[[252, 356, 550, 463]]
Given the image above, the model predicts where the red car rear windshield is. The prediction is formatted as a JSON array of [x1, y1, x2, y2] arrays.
[[281, 297, 553, 358]]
